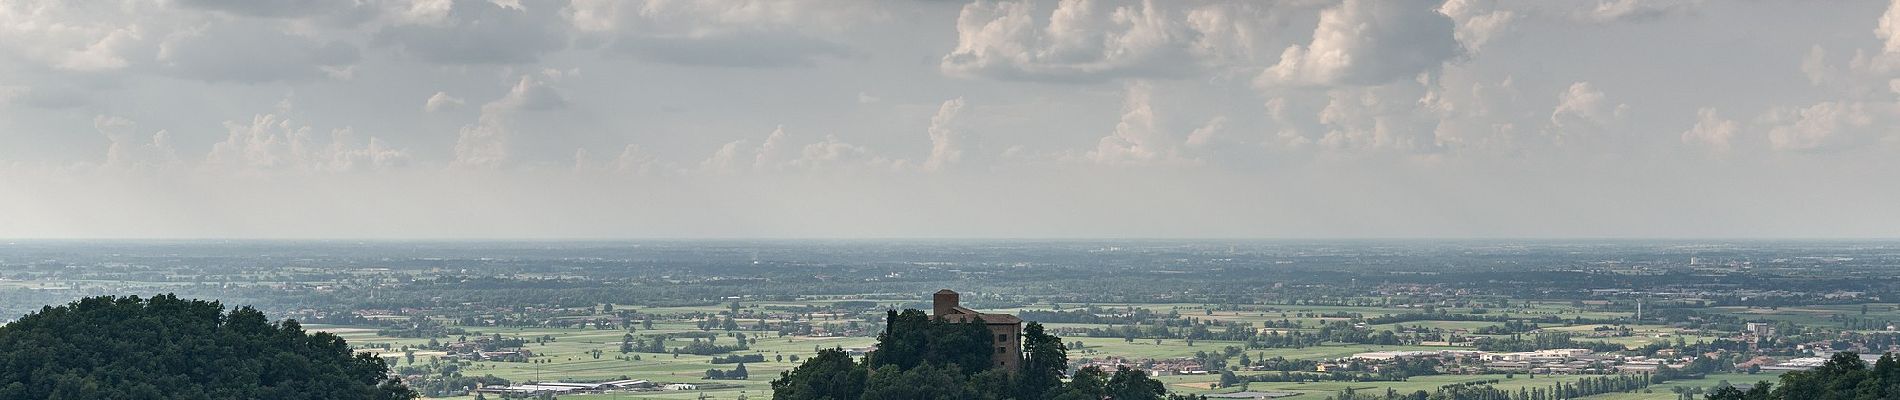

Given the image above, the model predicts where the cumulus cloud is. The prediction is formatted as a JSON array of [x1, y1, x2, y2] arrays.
[[1256, 0, 1460, 87], [424, 92, 464, 112], [1680, 107, 1740, 153], [575, 144, 675, 176], [1315, 80, 1442, 153], [1439, 0, 1517, 55], [699, 125, 894, 173], [1547, 82, 1630, 145], [375, 0, 569, 64], [922, 98, 968, 172], [1263, 97, 1320, 150], [454, 73, 568, 167], [487, 74, 568, 112], [1883, 0, 1900, 55], [1585, 0, 1696, 24], [206, 114, 409, 172], [701, 126, 785, 174], [453, 123, 510, 168], [1088, 82, 1186, 164], [0, 0, 153, 72], [1183, 115, 1227, 148], [1421, 69, 1526, 153], [1180, 3, 1294, 74], [753, 125, 791, 171], [95, 115, 181, 170], [10, 0, 1900, 239], [1761, 101, 1885, 152], [943, 0, 1203, 82], [0, 0, 373, 85], [698, 139, 749, 174], [792, 134, 891, 171], [570, 0, 861, 67]]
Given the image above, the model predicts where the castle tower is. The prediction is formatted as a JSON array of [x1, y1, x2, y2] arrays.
[[934, 289, 960, 317], [930, 289, 1023, 372]]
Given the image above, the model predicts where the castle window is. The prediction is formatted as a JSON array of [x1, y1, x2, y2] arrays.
[[996, 334, 1008, 342], [996, 346, 1006, 354]]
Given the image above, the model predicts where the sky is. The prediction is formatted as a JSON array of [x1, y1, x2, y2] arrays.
[[2, 0, 1899, 239]]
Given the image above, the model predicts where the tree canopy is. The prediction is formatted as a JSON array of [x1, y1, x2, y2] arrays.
[[773, 309, 1198, 400], [865, 309, 994, 374], [1707, 351, 1900, 400], [0, 295, 416, 400]]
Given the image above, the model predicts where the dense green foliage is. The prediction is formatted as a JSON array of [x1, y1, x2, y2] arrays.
[[1018, 322, 1069, 398], [771, 348, 868, 400], [0, 295, 414, 400], [1705, 351, 1900, 400], [774, 311, 1198, 400], [866, 309, 994, 374]]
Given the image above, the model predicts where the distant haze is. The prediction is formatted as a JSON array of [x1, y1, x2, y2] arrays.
[[2, 0, 1898, 239]]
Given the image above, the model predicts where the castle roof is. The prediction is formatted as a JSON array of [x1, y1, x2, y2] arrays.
[[943, 306, 1022, 325]]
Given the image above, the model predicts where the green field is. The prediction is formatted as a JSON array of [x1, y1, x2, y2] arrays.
[[302, 299, 1788, 399], [1193, 372, 1783, 399]]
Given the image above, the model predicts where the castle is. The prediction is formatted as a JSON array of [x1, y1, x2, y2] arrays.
[[932, 289, 1022, 371]]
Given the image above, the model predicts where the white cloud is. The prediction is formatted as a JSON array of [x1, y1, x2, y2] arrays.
[[454, 73, 567, 167], [0, 0, 154, 72], [1183, 115, 1226, 148], [453, 122, 510, 168], [57, 26, 144, 72], [206, 114, 409, 172], [699, 139, 751, 174], [7, 1, 1900, 238], [1762, 101, 1885, 152], [1883, 0, 1900, 55], [697, 125, 893, 173], [1439, 0, 1516, 55], [94, 115, 181, 170], [575, 144, 674, 176], [375, 0, 569, 64], [1547, 82, 1630, 145], [753, 125, 790, 171], [1088, 81, 1188, 164], [1585, 0, 1696, 24], [699, 125, 792, 173], [943, 0, 1204, 82], [487, 74, 568, 112], [424, 92, 464, 112], [569, 0, 863, 67], [1422, 69, 1525, 153], [1315, 80, 1441, 153], [607, 144, 671, 175], [1680, 107, 1739, 153], [922, 98, 968, 172], [792, 134, 891, 171], [1256, 0, 1460, 87]]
